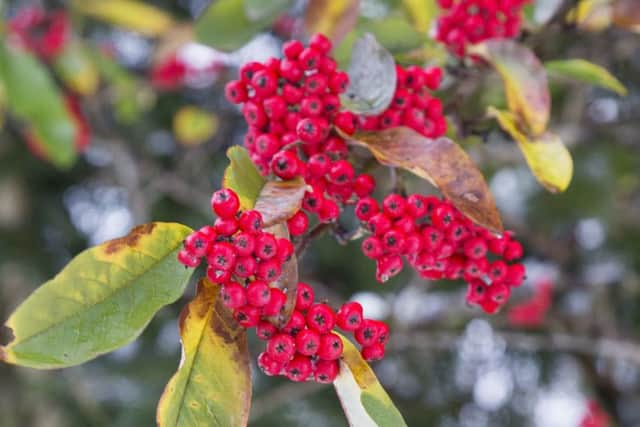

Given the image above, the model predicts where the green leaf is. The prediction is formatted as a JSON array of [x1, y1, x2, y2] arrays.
[[73, 0, 175, 37], [52, 40, 100, 96], [342, 33, 397, 116], [489, 107, 573, 193], [222, 146, 266, 211], [0, 222, 194, 369], [156, 279, 251, 427], [334, 334, 407, 427], [402, 0, 439, 33], [195, 0, 274, 51], [469, 40, 550, 136], [545, 59, 627, 96], [0, 44, 77, 169], [244, 0, 292, 22]]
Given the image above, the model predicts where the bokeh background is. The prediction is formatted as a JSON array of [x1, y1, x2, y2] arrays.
[[1, 0, 639, 426]]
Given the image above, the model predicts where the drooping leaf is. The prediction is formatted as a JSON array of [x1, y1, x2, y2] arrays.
[[0, 43, 76, 169], [73, 0, 175, 37], [489, 107, 573, 193], [195, 0, 273, 51], [0, 223, 194, 369], [52, 41, 100, 96], [304, 0, 360, 43], [545, 59, 627, 96], [156, 279, 251, 427], [342, 33, 397, 116], [348, 127, 503, 233], [244, 0, 292, 22], [222, 146, 266, 211], [612, 0, 640, 32], [334, 335, 407, 427], [254, 178, 308, 227], [173, 106, 219, 146], [402, 0, 439, 33], [469, 40, 550, 136]]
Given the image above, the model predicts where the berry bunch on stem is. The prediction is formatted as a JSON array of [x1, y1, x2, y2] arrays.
[[178, 188, 390, 383]]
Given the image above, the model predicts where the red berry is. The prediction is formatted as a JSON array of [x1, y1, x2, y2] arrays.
[[233, 232, 256, 257], [301, 95, 324, 117], [376, 254, 404, 282], [334, 111, 357, 135], [329, 71, 349, 94], [406, 194, 427, 218], [504, 241, 523, 261], [382, 229, 406, 254], [267, 333, 296, 363], [361, 343, 385, 361], [238, 210, 263, 234], [242, 101, 267, 128], [309, 33, 332, 53], [282, 310, 306, 335], [314, 360, 340, 383], [246, 280, 272, 307], [177, 249, 200, 267], [295, 328, 321, 356], [431, 203, 455, 228], [368, 213, 392, 236], [282, 39, 304, 59], [298, 47, 321, 70], [234, 256, 257, 278], [234, 305, 261, 327], [254, 233, 278, 260], [295, 282, 315, 311], [214, 217, 238, 236], [306, 303, 336, 334], [287, 211, 309, 237], [258, 351, 283, 376], [283, 83, 304, 104], [207, 266, 231, 283], [263, 96, 287, 120], [353, 174, 376, 198], [464, 237, 488, 260], [318, 198, 340, 223], [317, 332, 343, 360], [489, 260, 508, 283], [262, 288, 286, 316], [506, 263, 526, 287], [221, 282, 246, 309], [208, 242, 238, 271], [296, 117, 324, 144], [327, 160, 354, 185], [285, 354, 312, 382], [336, 302, 363, 331], [355, 197, 380, 221], [256, 320, 277, 340], [355, 319, 380, 347], [464, 257, 489, 279], [239, 61, 264, 83], [305, 73, 328, 95], [307, 153, 331, 177], [361, 236, 384, 260], [256, 258, 282, 282], [488, 236, 508, 255], [272, 150, 300, 179], [276, 237, 295, 261], [251, 69, 278, 98], [382, 194, 407, 218], [224, 80, 247, 103], [211, 188, 240, 219]]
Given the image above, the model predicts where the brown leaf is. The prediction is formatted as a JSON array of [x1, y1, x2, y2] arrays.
[[349, 127, 503, 233], [264, 224, 298, 328], [253, 177, 308, 227], [304, 0, 360, 45]]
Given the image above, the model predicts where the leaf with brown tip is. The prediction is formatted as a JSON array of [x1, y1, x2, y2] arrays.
[[348, 127, 503, 233], [254, 178, 308, 228]]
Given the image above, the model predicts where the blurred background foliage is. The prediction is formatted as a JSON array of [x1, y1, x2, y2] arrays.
[[0, 0, 639, 426]]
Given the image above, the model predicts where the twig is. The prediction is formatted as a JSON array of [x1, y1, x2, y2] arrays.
[[295, 222, 333, 257]]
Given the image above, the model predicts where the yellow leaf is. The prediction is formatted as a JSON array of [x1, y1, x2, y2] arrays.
[[334, 334, 407, 427], [156, 279, 251, 427], [489, 107, 573, 193], [305, 0, 360, 43], [347, 127, 503, 233], [469, 40, 550, 136], [567, 0, 612, 32], [402, 0, 439, 33], [73, 0, 175, 37], [173, 106, 218, 146], [52, 41, 100, 96]]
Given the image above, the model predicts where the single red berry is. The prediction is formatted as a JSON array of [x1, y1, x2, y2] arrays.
[[424, 66, 443, 90], [504, 240, 523, 261], [375, 254, 403, 282], [393, 216, 415, 234], [256, 320, 277, 340], [466, 279, 488, 305], [320, 56, 337, 74], [246, 280, 272, 307], [488, 236, 508, 255], [506, 263, 526, 287], [239, 61, 264, 83], [314, 359, 340, 383], [447, 221, 470, 242], [305, 73, 328, 95], [431, 203, 455, 228], [487, 282, 510, 304], [382, 194, 407, 218], [285, 354, 312, 382], [301, 95, 325, 117], [355, 197, 380, 221], [233, 232, 256, 257], [221, 282, 246, 309], [282, 310, 306, 335], [206, 265, 231, 283], [303, 189, 323, 213], [318, 198, 340, 223], [255, 133, 281, 158], [368, 213, 392, 236], [317, 332, 343, 361], [309, 33, 332, 53], [379, 109, 403, 129], [323, 93, 340, 115], [464, 237, 488, 260], [177, 249, 200, 267], [208, 242, 238, 271], [267, 333, 296, 363], [224, 80, 248, 103], [353, 174, 376, 198], [211, 188, 240, 219], [282, 39, 304, 59], [422, 226, 444, 252], [489, 260, 508, 283], [214, 217, 239, 236], [183, 232, 210, 258], [325, 136, 348, 157], [287, 211, 309, 237], [361, 236, 384, 259], [263, 96, 287, 120], [327, 160, 355, 185], [355, 319, 381, 347], [306, 303, 336, 334], [334, 111, 357, 135], [403, 233, 423, 255], [276, 237, 295, 261], [256, 258, 283, 282], [307, 153, 331, 177], [298, 47, 321, 70], [262, 288, 286, 316], [361, 343, 385, 361], [242, 101, 268, 128], [272, 150, 301, 179], [257, 351, 283, 376], [238, 210, 263, 234], [234, 256, 257, 278], [329, 71, 349, 94], [282, 83, 304, 104], [296, 117, 324, 144], [251, 69, 278, 98], [254, 233, 278, 260], [295, 282, 315, 311], [234, 305, 261, 328], [464, 257, 489, 279], [295, 328, 321, 356], [382, 229, 406, 254], [336, 302, 364, 331]]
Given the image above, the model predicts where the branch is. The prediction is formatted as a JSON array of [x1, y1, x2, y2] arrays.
[[295, 222, 333, 257]]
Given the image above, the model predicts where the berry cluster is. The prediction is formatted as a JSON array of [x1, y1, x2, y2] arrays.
[[356, 193, 525, 313], [435, 0, 529, 56], [177, 188, 390, 383], [8, 7, 70, 60], [353, 64, 447, 139], [258, 289, 389, 383]]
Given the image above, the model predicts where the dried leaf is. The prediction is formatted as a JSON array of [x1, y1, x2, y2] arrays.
[[489, 107, 573, 193], [254, 178, 308, 227], [348, 127, 503, 233]]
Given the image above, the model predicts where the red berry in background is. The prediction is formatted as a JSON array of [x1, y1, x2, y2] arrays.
[[263, 288, 287, 316], [258, 351, 283, 376], [246, 280, 272, 307], [354, 174, 376, 198], [361, 343, 385, 362], [225, 80, 248, 103], [287, 211, 309, 237], [315, 360, 340, 383], [336, 302, 364, 331], [506, 263, 526, 286], [504, 240, 524, 261], [285, 354, 312, 382], [211, 188, 240, 219], [306, 303, 336, 334], [317, 332, 343, 360], [267, 333, 296, 363], [256, 320, 277, 340], [295, 282, 315, 311], [295, 328, 321, 356], [283, 39, 304, 59], [177, 249, 200, 268]]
